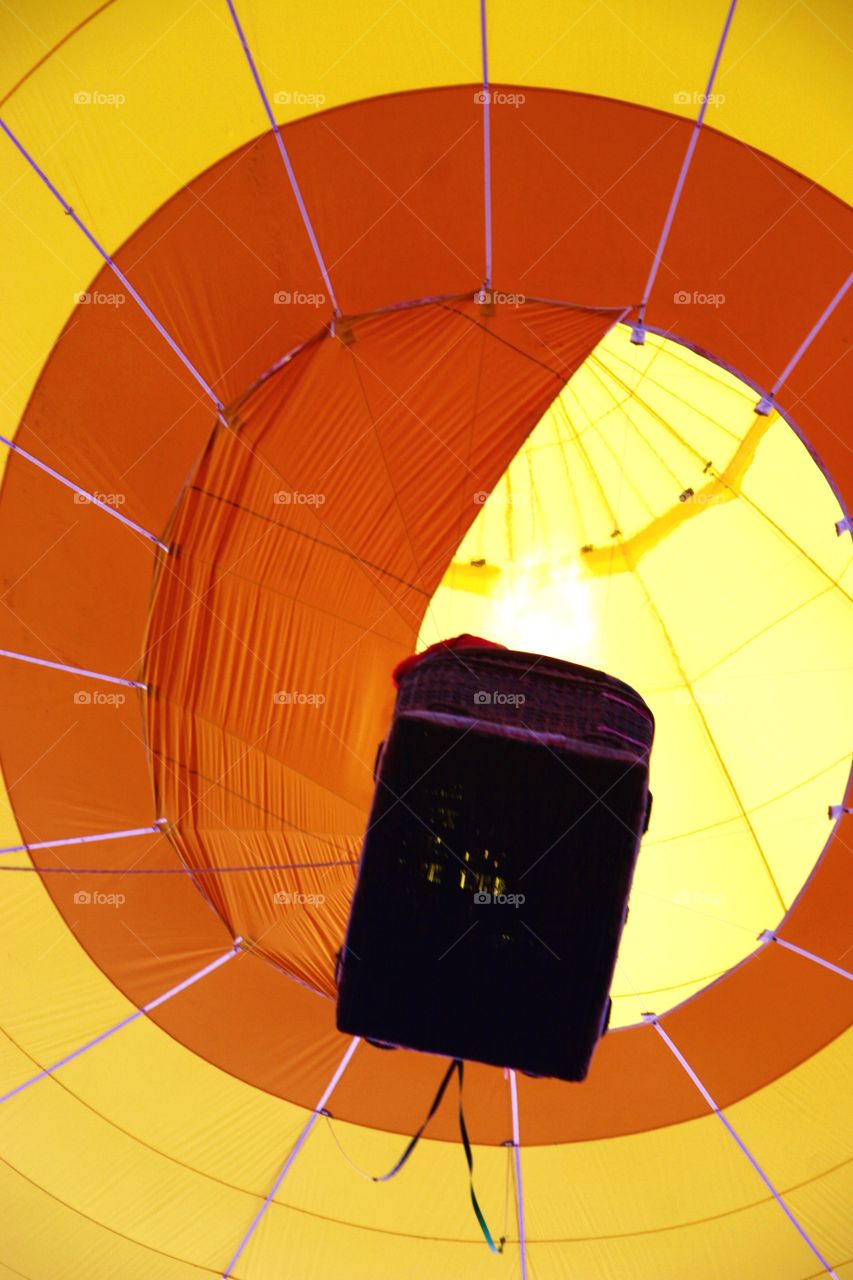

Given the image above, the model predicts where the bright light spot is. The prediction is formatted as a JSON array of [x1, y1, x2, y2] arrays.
[[490, 558, 597, 662]]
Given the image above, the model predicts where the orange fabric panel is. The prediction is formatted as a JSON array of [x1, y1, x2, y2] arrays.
[[0, 456, 155, 673], [784, 813, 853, 961], [489, 89, 687, 304], [12, 284, 213, 535], [0, 664, 153, 842], [278, 87, 487, 315], [28, 832, 231, 994], [635, 122, 852, 379], [145, 300, 617, 996], [662, 933, 853, 1107], [775, 289, 853, 502]]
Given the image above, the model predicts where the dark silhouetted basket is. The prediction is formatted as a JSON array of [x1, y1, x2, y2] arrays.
[[336, 640, 654, 1081]]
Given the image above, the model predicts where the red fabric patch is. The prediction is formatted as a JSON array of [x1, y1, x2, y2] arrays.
[[391, 633, 506, 686]]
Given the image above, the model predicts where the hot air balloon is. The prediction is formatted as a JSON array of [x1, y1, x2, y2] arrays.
[[0, 1, 851, 1277]]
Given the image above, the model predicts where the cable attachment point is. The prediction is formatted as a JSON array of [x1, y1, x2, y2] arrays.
[[475, 287, 495, 317], [754, 394, 774, 416], [220, 405, 245, 432], [330, 315, 355, 345], [828, 804, 853, 819]]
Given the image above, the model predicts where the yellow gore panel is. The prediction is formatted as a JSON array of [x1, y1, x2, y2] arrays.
[[1, 758, 852, 1275], [420, 324, 853, 1028], [488, 0, 853, 204]]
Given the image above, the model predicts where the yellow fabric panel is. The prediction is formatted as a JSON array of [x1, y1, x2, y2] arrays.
[[614, 824, 775, 1020], [0, 861, 304, 1195], [635, 498, 831, 679], [488, 0, 853, 204], [2, 1072, 255, 1269], [235, 0, 481, 114], [0, 801, 851, 1278], [234, 0, 853, 205], [0, 1157, 208, 1280], [277, 1113, 513, 1241], [711, 0, 853, 204], [519, 1084, 805, 1240], [0, 0, 268, 437], [2, 0, 849, 209], [270, 1030, 853, 1270], [695, 591, 853, 809], [0, 0, 264, 239], [292, 1089, 753, 1237], [726, 1023, 853, 1193], [422, 326, 853, 1027], [526, 1206, 821, 1280], [228, 1210, 509, 1280], [0, 0, 464, 439], [738, 408, 853, 586], [515, 1031, 853, 1277], [0, 1013, 302, 1205], [0, 147, 99, 440], [787, 1167, 853, 1278], [0, 0, 105, 102], [748, 763, 851, 909]]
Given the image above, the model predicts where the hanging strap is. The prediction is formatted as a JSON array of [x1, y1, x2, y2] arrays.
[[370, 1058, 458, 1183], [333, 1056, 502, 1251], [456, 1060, 504, 1254]]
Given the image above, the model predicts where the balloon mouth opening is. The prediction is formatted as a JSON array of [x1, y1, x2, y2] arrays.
[[417, 323, 853, 1030], [128, 306, 852, 1041]]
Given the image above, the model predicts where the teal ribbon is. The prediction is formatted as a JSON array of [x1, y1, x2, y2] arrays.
[[368, 1057, 503, 1254], [455, 1060, 504, 1254]]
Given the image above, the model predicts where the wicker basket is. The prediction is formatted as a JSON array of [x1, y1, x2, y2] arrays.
[[337, 640, 654, 1081]]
